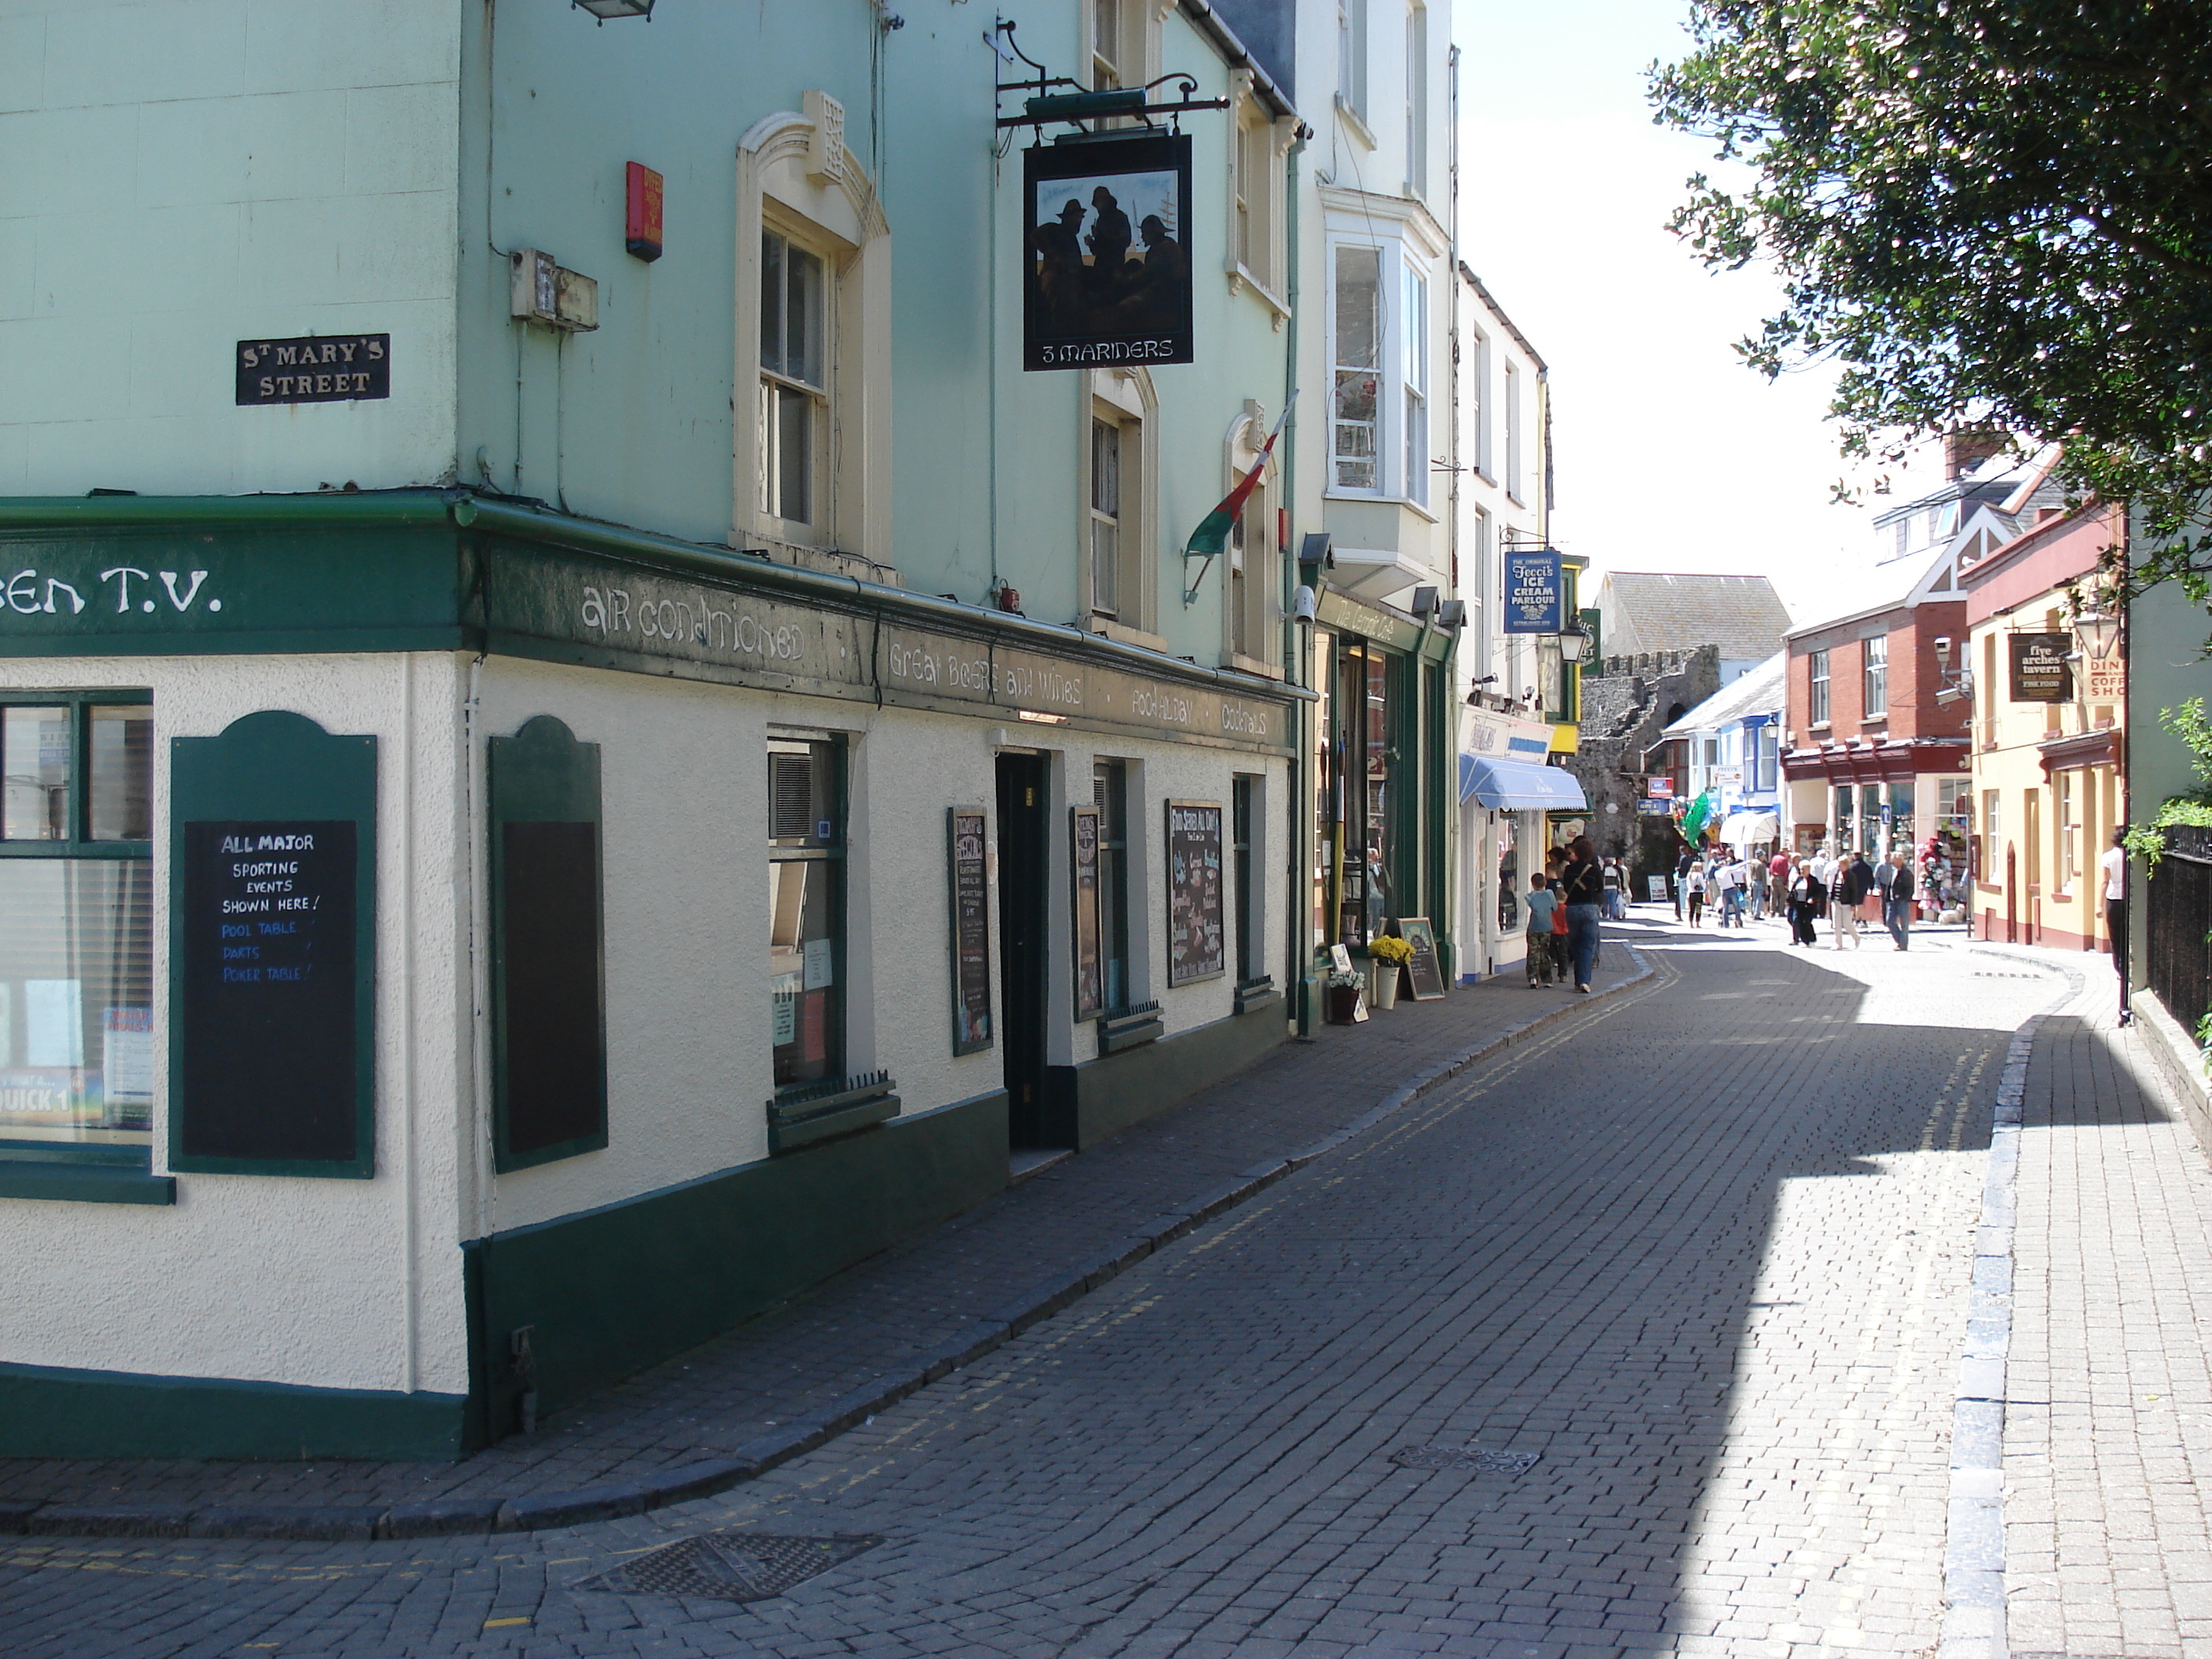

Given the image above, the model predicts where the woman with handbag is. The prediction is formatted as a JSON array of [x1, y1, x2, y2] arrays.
[[1560, 836, 1606, 994]]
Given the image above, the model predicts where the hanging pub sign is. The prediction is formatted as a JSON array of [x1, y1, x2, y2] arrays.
[[1024, 133, 1194, 371], [1503, 550, 1565, 633], [2009, 632, 2073, 703]]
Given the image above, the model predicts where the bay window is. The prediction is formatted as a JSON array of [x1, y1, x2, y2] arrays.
[[1330, 238, 1433, 500]]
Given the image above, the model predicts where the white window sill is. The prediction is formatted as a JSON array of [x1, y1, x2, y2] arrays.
[[1335, 96, 1377, 148], [1221, 651, 1283, 681], [1225, 265, 1291, 324], [1086, 616, 1167, 653], [1323, 489, 1439, 522]]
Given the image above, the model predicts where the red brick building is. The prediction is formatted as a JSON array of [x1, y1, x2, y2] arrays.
[[1782, 444, 2067, 859]]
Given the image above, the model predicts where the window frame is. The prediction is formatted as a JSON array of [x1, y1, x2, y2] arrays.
[[1327, 236, 1433, 502], [1862, 634, 1888, 720], [1093, 759, 1133, 1014], [767, 733, 848, 1099], [757, 223, 831, 534], [1338, 0, 1370, 124], [0, 691, 156, 1179], [1807, 650, 1831, 727], [1082, 370, 1158, 636]]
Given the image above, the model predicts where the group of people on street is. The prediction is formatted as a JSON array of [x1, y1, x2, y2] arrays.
[[1665, 841, 1924, 950], [1523, 837, 1606, 994]]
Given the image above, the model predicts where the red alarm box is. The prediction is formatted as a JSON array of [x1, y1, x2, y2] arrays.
[[625, 161, 663, 262]]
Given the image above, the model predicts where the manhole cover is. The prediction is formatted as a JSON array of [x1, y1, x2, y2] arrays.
[[580, 1529, 881, 1602], [1388, 1443, 1539, 1474]]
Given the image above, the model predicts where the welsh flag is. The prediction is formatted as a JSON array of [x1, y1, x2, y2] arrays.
[[1185, 394, 1296, 558], [1682, 789, 1715, 841]]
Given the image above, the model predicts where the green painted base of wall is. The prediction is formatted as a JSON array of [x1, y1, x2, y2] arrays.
[[1043, 1002, 1286, 1152], [0, 1361, 464, 1461], [466, 1089, 1007, 1448]]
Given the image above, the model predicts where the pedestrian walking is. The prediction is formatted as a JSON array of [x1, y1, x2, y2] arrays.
[[1561, 835, 1605, 994], [1685, 857, 1706, 927], [1767, 848, 1792, 918], [1829, 850, 1872, 949], [1748, 855, 1769, 921], [1786, 858, 1823, 946], [1673, 849, 1692, 921], [1881, 851, 1916, 950], [1523, 871, 1560, 987], [2104, 826, 2132, 1025], [1601, 857, 1626, 920]]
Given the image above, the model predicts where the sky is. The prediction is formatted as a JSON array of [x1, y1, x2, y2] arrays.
[[1448, 0, 1945, 624]]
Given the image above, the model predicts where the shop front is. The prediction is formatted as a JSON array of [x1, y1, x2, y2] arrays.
[[0, 492, 1299, 1460], [1309, 590, 1457, 983], [1457, 698, 1586, 980]]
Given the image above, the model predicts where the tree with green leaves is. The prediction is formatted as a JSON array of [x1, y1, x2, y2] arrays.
[[1651, 0, 2212, 606]]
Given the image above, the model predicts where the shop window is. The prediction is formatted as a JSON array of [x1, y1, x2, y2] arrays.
[[1335, 642, 1401, 944], [1093, 760, 1132, 1010], [769, 737, 845, 1091], [1862, 635, 1888, 719], [1807, 650, 1830, 727], [1312, 630, 1335, 951], [0, 695, 153, 1159], [1233, 775, 1258, 982], [489, 716, 606, 1171], [2056, 771, 2078, 893], [1833, 784, 1853, 850]]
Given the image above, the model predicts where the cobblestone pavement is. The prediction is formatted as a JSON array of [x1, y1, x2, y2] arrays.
[[0, 950, 1644, 1516], [0, 919, 2067, 1657], [2000, 947, 2212, 1659]]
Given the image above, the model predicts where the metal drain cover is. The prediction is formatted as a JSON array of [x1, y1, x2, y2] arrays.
[[1389, 1443, 1539, 1474], [581, 1529, 881, 1602]]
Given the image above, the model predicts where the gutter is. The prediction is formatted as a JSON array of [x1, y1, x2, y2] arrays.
[[1174, 0, 1298, 123]]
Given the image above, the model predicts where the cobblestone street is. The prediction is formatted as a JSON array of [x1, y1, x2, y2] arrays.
[[5, 915, 2195, 1658]]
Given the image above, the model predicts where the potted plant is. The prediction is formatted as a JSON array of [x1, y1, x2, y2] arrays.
[[1324, 966, 1366, 1025], [1367, 934, 1414, 1010]]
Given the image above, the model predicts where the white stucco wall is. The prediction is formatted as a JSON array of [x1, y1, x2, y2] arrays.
[[0, 650, 469, 1397], [0, 0, 463, 496]]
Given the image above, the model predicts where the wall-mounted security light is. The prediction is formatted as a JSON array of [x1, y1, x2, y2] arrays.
[[1437, 600, 1467, 629], [1411, 586, 1441, 619], [1292, 584, 1318, 623]]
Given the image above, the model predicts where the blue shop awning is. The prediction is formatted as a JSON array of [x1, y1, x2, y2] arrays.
[[1459, 754, 1588, 811]]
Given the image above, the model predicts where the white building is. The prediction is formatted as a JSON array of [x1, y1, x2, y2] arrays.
[[1654, 652, 1787, 853]]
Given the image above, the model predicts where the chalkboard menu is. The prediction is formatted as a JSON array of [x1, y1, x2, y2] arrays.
[[1166, 800, 1225, 987], [1395, 916, 1448, 1001], [169, 711, 376, 1177], [947, 808, 993, 1056], [1071, 805, 1104, 1020], [177, 820, 361, 1164]]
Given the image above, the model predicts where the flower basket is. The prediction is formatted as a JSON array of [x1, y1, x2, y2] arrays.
[[1325, 983, 1364, 1024], [1368, 961, 1400, 1010]]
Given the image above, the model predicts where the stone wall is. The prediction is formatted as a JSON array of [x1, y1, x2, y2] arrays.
[[1566, 646, 1722, 881]]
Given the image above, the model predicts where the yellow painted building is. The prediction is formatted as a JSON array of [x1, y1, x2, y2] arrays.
[[1961, 503, 2126, 951]]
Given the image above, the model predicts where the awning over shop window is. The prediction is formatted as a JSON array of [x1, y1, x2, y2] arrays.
[[1459, 754, 1588, 811], [1718, 811, 1780, 846]]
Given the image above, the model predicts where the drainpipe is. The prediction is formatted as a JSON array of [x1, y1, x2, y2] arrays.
[[1282, 124, 1313, 1031]]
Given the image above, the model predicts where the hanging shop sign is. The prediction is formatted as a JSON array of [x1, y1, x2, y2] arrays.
[[1165, 800, 1225, 986], [236, 335, 390, 405], [2009, 632, 2073, 703], [2083, 654, 2124, 704], [1646, 777, 1675, 800], [1463, 702, 1555, 761], [947, 808, 994, 1056], [1503, 550, 1565, 634], [1024, 132, 1193, 371]]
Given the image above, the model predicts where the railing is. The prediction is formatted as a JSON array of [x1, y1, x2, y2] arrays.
[[2148, 829, 2212, 1035]]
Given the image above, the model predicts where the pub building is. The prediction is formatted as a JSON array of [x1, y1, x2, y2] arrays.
[[0, 494, 1298, 1458]]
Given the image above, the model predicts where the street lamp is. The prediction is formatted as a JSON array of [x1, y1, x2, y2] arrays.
[[1558, 621, 1593, 665], [2075, 607, 2122, 661]]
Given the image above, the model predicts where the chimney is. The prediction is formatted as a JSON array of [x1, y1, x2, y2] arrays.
[[1943, 428, 2008, 482]]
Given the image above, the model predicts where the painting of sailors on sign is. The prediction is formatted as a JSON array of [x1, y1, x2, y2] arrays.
[[1024, 134, 1195, 371]]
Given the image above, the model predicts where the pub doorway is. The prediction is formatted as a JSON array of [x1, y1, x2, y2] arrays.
[[995, 752, 1050, 1148]]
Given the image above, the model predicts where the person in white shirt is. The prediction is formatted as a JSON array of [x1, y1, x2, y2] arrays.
[[2103, 827, 2131, 1025]]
